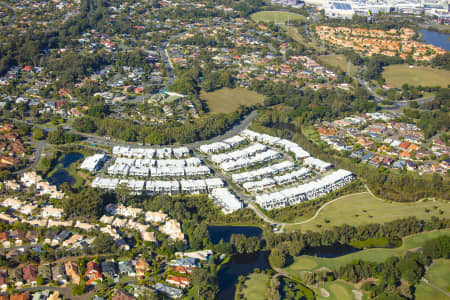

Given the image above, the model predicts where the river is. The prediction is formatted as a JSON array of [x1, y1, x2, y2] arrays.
[[419, 29, 450, 51]]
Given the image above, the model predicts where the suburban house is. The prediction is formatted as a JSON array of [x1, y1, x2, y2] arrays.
[[64, 261, 80, 284], [166, 275, 190, 288], [85, 261, 102, 286]]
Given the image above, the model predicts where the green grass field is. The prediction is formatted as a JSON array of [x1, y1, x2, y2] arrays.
[[250, 11, 305, 24], [242, 273, 270, 300], [319, 55, 359, 76], [419, 259, 450, 297], [415, 260, 450, 300], [383, 65, 450, 88], [316, 281, 364, 300], [282, 229, 450, 277], [201, 87, 264, 114], [287, 192, 450, 232]]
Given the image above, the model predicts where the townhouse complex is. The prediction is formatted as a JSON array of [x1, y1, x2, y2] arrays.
[[316, 26, 446, 61]]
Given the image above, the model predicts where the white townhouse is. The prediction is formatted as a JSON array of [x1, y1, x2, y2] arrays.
[[41, 206, 64, 219], [173, 147, 190, 158], [180, 179, 207, 194], [199, 142, 231, 154], [80, 154, 108, 174], [243, 178, 276, 192], [256, 169, 354, 210], [223, 135, 246, 147], [209, 188, 242, 214], [273, 168, 311, 185], [146, 180, 180, 195], [304, 157, 332, 172], [205, 178, 224, 191]]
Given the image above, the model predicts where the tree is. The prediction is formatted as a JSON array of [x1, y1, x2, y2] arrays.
[[63, 187, 106, 219], [91, 233, 116, 254], [72, 281, 86, 295], [269, 248, 288, 268], [32, 128, 46, 140]]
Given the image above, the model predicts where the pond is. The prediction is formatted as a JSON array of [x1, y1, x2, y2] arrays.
[[208, 226, 262, 244], [419, 29, 450, 51], [302, 244, 359, 258], [47, 152, 84, 186], [217, 251, 270, 300], [59, 152, 84, 168]]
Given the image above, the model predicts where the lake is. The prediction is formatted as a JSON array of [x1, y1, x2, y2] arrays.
[[419, 29, 450, 51], [208, 226, 262, 244], [47, 152, 84, 186]]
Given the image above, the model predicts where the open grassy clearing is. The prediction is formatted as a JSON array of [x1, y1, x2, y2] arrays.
[[423, 259, 450, 293], [201, 87, 264, 114], [242, 273, 270, 300], [382, 64, 450, 88], [287, 192, 450, 231], [282, 229, 450, 277], [316, 281, 362, 300], [250, 11, 305, 24], [318, 54, 359, 76], [414, 281, 449, 300]]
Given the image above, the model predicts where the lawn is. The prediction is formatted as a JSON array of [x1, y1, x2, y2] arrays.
[[282, 229, 450, 276], [382, 64, 450, 88], [319, 55, 359, 76], [423, 259, 450, 293], [201, 87, 264, 114], [250, 11, 305, 24], [242, 273, 270, 300], [287, 192, 450, 232], [414, 281, 449, 300], [315, 281, 362, 300]]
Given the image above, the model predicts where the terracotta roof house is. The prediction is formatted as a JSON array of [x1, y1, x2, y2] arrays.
[[10, 292, 29, 300], [85, 261, 102, 286], [22, 265, 37, 286], [135, 259, 150, 277], [111, 290, 135, 300], [166, 275, 190, 288]]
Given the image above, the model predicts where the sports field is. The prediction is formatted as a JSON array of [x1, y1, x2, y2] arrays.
[[415, 259, 450, 300], [287, 192, 450, 231], [319, 55, 359, 76], [250, 11, 305, 24], [383, 65, 450, 88], [201, 87, 264, 114], [242, 273, 270, 300], [282, 229, 450, 276]]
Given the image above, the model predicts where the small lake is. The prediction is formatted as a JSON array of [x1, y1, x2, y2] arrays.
[[218, 251, 270, 300], [302, 244, 359, 258], [419, 29, 450, 51], [208, 226, 262, 244], [47, 152, 83, 186]]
